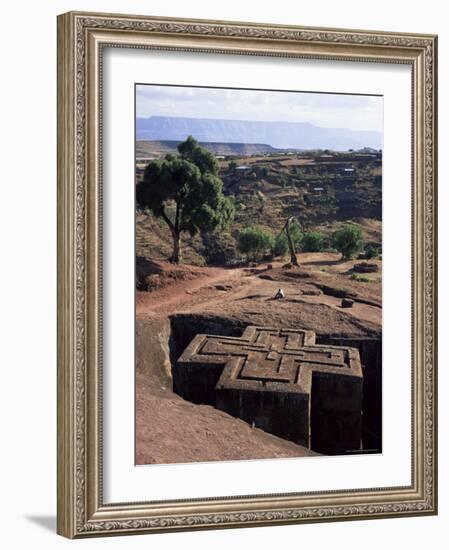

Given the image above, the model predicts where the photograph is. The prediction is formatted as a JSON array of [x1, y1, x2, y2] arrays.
[[134, 84, 383, 465]]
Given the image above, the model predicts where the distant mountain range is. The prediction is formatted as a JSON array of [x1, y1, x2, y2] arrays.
[[136, 116, 382, 151]]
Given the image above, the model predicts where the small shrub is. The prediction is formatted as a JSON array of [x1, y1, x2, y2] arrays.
[[364, 244, 380, 260], [302, 231, 326, 252], [273, 233, 289, 257], [332, 223, 364, 260], [201, 231, 239, 266], [237, 226, 274, 262], [350, 273, 371, 282]]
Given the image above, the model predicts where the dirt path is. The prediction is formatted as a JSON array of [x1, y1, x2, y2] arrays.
[[137, 258, 381, 328], [136, 266, 245, 318]]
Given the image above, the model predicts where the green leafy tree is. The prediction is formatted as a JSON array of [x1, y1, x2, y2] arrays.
[[273, 222, 302, 257], [332, 223, 364, 260], [302, 231, 326, 252], [136, 136, 234, 264], [237, 226, 274, 262]]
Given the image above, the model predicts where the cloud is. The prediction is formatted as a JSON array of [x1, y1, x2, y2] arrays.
[[136, 84, 383, 132]]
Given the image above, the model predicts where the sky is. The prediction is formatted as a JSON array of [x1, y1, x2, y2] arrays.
[[136, 84, 383, 133]]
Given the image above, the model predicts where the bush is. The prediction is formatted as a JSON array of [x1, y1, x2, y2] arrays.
[[364, 244, 380, 260], [302, 231, 326, 252], [201, 232, 239, 266], [273, 233, 289, 257], [350, 273, 371, 282], [237, 226, 274, 261], [273, 222, 302, 257], [332, 223, 364, 260]]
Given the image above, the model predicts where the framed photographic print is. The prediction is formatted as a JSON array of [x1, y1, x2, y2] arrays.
[[57, 11, 438, 538]]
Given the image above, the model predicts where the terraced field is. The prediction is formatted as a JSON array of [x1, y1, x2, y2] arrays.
[[136, 144, 382, 266]]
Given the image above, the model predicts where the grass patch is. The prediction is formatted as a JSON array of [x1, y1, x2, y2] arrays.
[[350, 273, 371, 282]]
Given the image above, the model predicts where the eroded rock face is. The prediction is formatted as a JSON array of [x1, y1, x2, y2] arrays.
[[136, 317, 172, 388], [174, 326, 363, 455]]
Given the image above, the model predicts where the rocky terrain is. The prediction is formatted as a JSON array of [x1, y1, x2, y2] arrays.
[[135, 254, 382, 465]]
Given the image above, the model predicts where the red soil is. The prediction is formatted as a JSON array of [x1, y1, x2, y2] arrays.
[[135, 253, 382, 465]]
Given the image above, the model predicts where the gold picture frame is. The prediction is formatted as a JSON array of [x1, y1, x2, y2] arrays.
[[57, 11, 438, 538]]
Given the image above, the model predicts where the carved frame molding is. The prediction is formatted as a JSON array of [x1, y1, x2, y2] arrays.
[[57, 11, 437, 538]]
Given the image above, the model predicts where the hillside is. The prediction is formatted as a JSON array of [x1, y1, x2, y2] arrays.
[[136, 145, 382, 267], [136, 140, 279, 159]]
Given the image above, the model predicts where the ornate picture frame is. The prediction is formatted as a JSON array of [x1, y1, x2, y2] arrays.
[[57, 11, 437, 538]]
